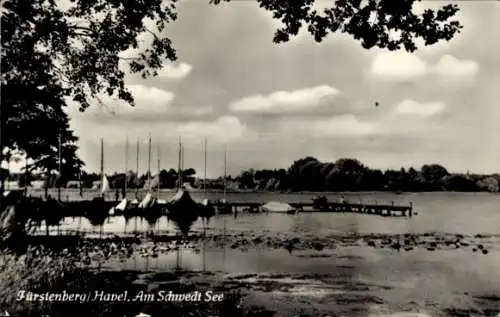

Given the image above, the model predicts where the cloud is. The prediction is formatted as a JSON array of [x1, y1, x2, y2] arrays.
[[157, 62, 193, 80], [370, 52, 479, 81], [292, 114, 374, 137], [269, 99, 448, 140], [371, 52, 428, 80], [66, 84, 213, 121], [393, 100, 447, 117], [432, 55, 479, 79], [228, 85, 340, 114], [71, 114, 252, 147], [175, 116, 252, 144]]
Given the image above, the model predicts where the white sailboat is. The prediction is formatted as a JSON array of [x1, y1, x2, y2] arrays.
[[110, 137, 128, 216], [100, 138, 109, 197], [156, 143, 166, 205], [139, 133, 155, 209]]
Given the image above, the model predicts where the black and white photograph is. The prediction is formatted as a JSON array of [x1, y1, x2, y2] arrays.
[[1, 0, 499, 316]]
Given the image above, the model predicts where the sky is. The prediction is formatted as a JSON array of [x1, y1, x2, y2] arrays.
[[10, 0, 500, 177]]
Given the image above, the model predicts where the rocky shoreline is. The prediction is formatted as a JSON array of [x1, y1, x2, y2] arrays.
[[21, 230, 500, 260]]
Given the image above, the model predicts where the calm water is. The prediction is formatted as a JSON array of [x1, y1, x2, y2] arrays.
[[38, 192, 500, 316], [47, 191, 500, 235]]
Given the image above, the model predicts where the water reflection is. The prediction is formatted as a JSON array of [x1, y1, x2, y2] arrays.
[[94, 245, 500, 317]]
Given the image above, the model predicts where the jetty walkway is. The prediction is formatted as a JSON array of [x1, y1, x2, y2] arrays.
[[211, 201, 413, 217]]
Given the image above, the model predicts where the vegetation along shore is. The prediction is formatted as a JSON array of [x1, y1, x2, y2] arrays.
[[5, 157, 500, 194]]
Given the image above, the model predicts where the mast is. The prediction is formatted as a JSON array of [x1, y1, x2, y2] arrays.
[[125, 136, 129, 196], [177, 137, 182, 190], [203, 138, 207, 195], [181, 144, 185, 175], [157, 143, 160, 197], [100, 137, 104, 199], [135, 138, 139, 198], [58, 132, 62, 200], [148, 133, 152, 191], [223, 145, 227, 199]]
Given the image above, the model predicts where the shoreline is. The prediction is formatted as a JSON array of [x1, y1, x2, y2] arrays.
[[2, 229, 499, 317], [21, 230, 500, 254]]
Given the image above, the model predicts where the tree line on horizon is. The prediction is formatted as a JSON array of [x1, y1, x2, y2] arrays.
[[234, 157, 500, 193], [4, 156, 499, 193], [3, 156, 500, 192]]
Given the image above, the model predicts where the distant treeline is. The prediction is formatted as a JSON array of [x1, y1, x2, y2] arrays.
[[234, 157, 500, 193], [3, 157, 500, 193]]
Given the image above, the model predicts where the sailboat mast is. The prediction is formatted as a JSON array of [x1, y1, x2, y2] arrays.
[[203, 138, 207, 194], [125, 136, 129, 195], [135, 138, 139, 198], [148, 133, 152, 190], [100, 137, 104, 198], [100, 138, 104, 177], [58, 132, 62, 200], [181, 144, 185, 173], [177, 137, 182, 190], [157, 143, 160, 197], [223, 145, 227, 199]]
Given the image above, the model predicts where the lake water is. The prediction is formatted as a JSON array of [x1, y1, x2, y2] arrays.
[[44, 191, 500, 235], [36, 192, 500, 316]]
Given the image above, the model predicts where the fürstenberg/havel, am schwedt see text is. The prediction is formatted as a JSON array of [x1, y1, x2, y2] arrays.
[[15, 290, 225, 303]]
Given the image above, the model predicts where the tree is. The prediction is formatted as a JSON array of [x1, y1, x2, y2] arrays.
[[421, 164, 449, 190], [27, 129, 84, 180], [237, 169, 256, 189], [442, 174, 478, 192], [182, 168, 197, 178], [213, 0, 461, 51]]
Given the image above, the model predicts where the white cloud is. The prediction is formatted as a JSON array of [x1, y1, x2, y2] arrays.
[[306, 115, 374, 136], [370, 52, 479, 81], [65, 84, 213, 119], [431, 55, 479, 79], [228, 85, 340, 113], [393, 100, 446, 117], [92, 85, 175, 116], [157, 62, 193, 80], [175, 116, 251, 144], [276, 114, 374, 138], [71, 115, 251, 148], [370, 52, 428, 80]]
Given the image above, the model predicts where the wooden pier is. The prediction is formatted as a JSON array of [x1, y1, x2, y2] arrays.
[[27, 198, 414, 218], [211, 201, 413, 217]]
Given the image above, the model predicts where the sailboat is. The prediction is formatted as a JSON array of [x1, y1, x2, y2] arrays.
[[86, 138, 111, 237], [164, 138, 200, 237], [111, 137, 135, 217], [138, 134, 155, 209], [138, 135, 164, 234], [198, 138, 215, 224]]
